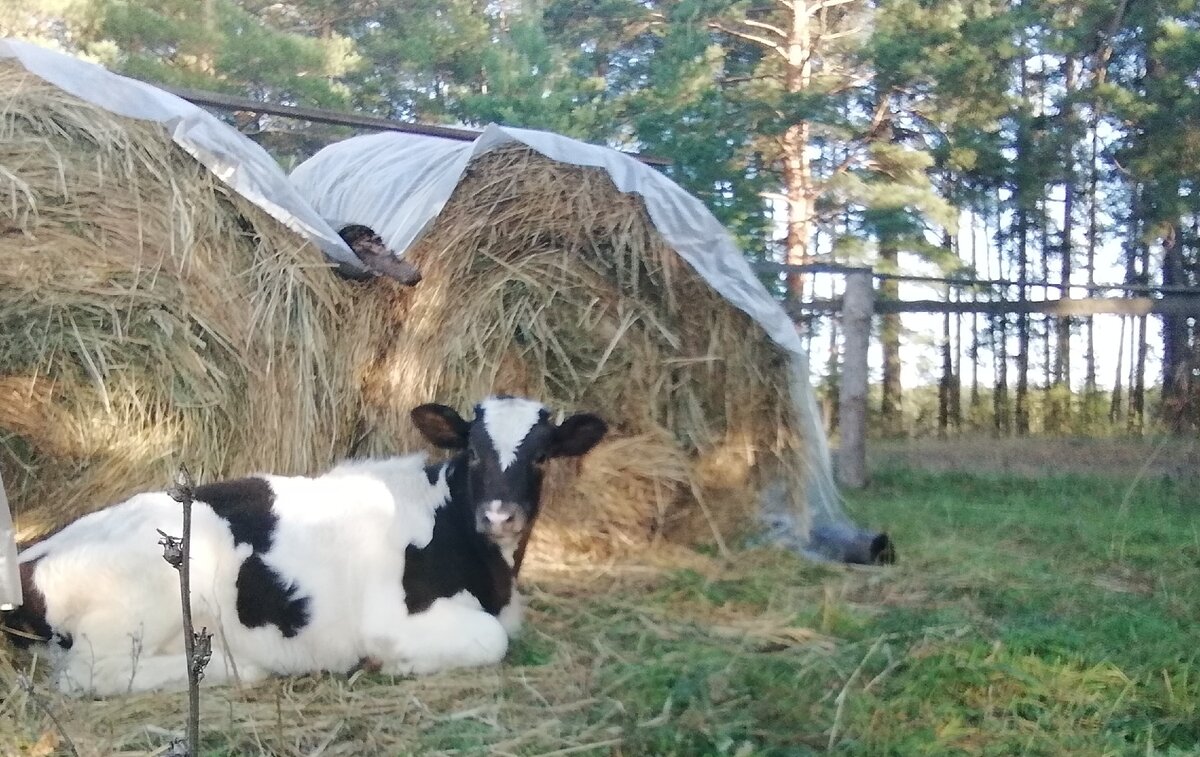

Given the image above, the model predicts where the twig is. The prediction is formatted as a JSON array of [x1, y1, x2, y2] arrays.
[[159, 464, 212, 757], [827, 635, 885, 750], [16, 674, 79, 757]]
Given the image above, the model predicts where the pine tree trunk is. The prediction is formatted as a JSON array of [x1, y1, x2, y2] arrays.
[[953, 290, 963, 431], [991, 199, 1010, 434], [1161, 223, 1187, 431], [995, 314, 1010, 435], [1041, 195, 1053, 432], [879, 240, 903, 437], [1133, 311, 1148, 431], [1127, 187, 1147, 432], [1085, 117, 1099, 396], [1056, 56, 1077, 395], [939, 301, 952, 439], [1014, 53, 1031, 436], [781, 1, 815, 300], [1132, 239, 1150, 432], [1015, 265, 1030, 434], [826, 315, 841, 431], [971, 213, 981, 414], [1110, 316, 1125, 423]]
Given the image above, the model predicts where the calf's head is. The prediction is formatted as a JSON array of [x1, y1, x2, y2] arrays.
[[411, 397, 607, 547]]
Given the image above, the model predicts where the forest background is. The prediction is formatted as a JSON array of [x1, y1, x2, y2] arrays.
[[4, 0, 1198, 437]]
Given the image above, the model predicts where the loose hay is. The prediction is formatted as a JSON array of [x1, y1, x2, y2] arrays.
[[0, 62, 362, 537]]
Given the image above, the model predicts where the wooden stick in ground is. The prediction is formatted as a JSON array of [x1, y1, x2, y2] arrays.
[[837, 269, 873, 488]]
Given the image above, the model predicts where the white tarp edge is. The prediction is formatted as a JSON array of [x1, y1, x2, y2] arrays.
[[291, 126, 854, 535], [0, 38, 365, 273], [0, 473, 20, 610]]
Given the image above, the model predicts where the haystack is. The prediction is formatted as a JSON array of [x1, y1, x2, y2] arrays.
[[296, 135, 835, 563], [0, 54, 365, 537]]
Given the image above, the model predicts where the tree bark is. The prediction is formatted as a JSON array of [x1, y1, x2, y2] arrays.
[[1056, 55, 1077, 394], [879, 239, 903, 436], [782, 1, 815, 300], [1109, 316, 1125, 423], [837, 271, 873, 488], [939, 297, 952, 439], [1085, 115, 1099, 396], [1014, 51, 1031, 435], [1160, 227, 1188, 427]]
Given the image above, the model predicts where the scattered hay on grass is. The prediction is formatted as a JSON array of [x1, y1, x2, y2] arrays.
[[0, 552, 841, 757]]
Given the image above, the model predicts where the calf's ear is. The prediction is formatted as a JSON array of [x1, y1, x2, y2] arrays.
[[411, 404, 470, 449], [548, 413, 607, 459]]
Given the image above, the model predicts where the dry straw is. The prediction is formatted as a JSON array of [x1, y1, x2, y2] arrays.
[[0, 62, 810, 561]]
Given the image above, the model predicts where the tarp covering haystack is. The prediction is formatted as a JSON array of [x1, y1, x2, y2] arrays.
[[0, 41, 370, 544], [293, 128, 886, 565]]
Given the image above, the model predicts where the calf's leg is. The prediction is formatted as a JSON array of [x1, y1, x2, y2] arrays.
[[374, 597, 509, 677]]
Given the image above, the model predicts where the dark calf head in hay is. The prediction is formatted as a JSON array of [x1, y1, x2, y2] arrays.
[[0, 63, 363, 537], [346, 146, 813, 563]]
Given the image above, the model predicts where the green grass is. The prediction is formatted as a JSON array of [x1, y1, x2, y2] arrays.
[[552, 470, 1200, 756], [3, 469, 1197, 755], [830, 470, 1199, 756]]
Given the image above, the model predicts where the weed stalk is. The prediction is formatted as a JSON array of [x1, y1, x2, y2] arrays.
[[158, 464, 211, 756]]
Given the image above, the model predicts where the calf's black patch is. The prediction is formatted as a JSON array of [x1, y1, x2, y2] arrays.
[[236, 554, 310, 638], [196, 477, 277, 552], [403, 505, 512, 616], [1, 560, 72, 650], [424, 463, 442, 487]]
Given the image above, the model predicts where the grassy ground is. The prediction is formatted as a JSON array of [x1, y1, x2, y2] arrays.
[[2, 466, 1197, 756]]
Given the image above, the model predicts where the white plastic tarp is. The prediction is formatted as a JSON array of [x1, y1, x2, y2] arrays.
[[291, 127, 851, 537], [0, 474, 19, 610], [0, 38, 366, 274]]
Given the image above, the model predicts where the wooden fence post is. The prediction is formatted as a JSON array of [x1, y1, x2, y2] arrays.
[[837, 269, 873, 488]]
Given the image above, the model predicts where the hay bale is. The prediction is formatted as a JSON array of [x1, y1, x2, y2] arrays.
[[0, 62, 363, 537], [345, 146, 811, 562]]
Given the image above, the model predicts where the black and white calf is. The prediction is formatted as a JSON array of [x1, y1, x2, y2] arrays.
[[2, 396, 606, 696]]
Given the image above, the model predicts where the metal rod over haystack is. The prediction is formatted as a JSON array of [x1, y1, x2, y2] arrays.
[[291, 128, 893, 565]]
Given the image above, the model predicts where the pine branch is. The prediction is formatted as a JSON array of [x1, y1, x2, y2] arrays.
[[807, 0, 859, 15], [739, 18, 788, 39], [707, 20, 788, 58]]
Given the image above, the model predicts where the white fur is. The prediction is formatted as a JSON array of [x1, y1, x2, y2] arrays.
[[479, 397, 544, 470], [19, 452, 518, 696], [483, 501, 506, 523]]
